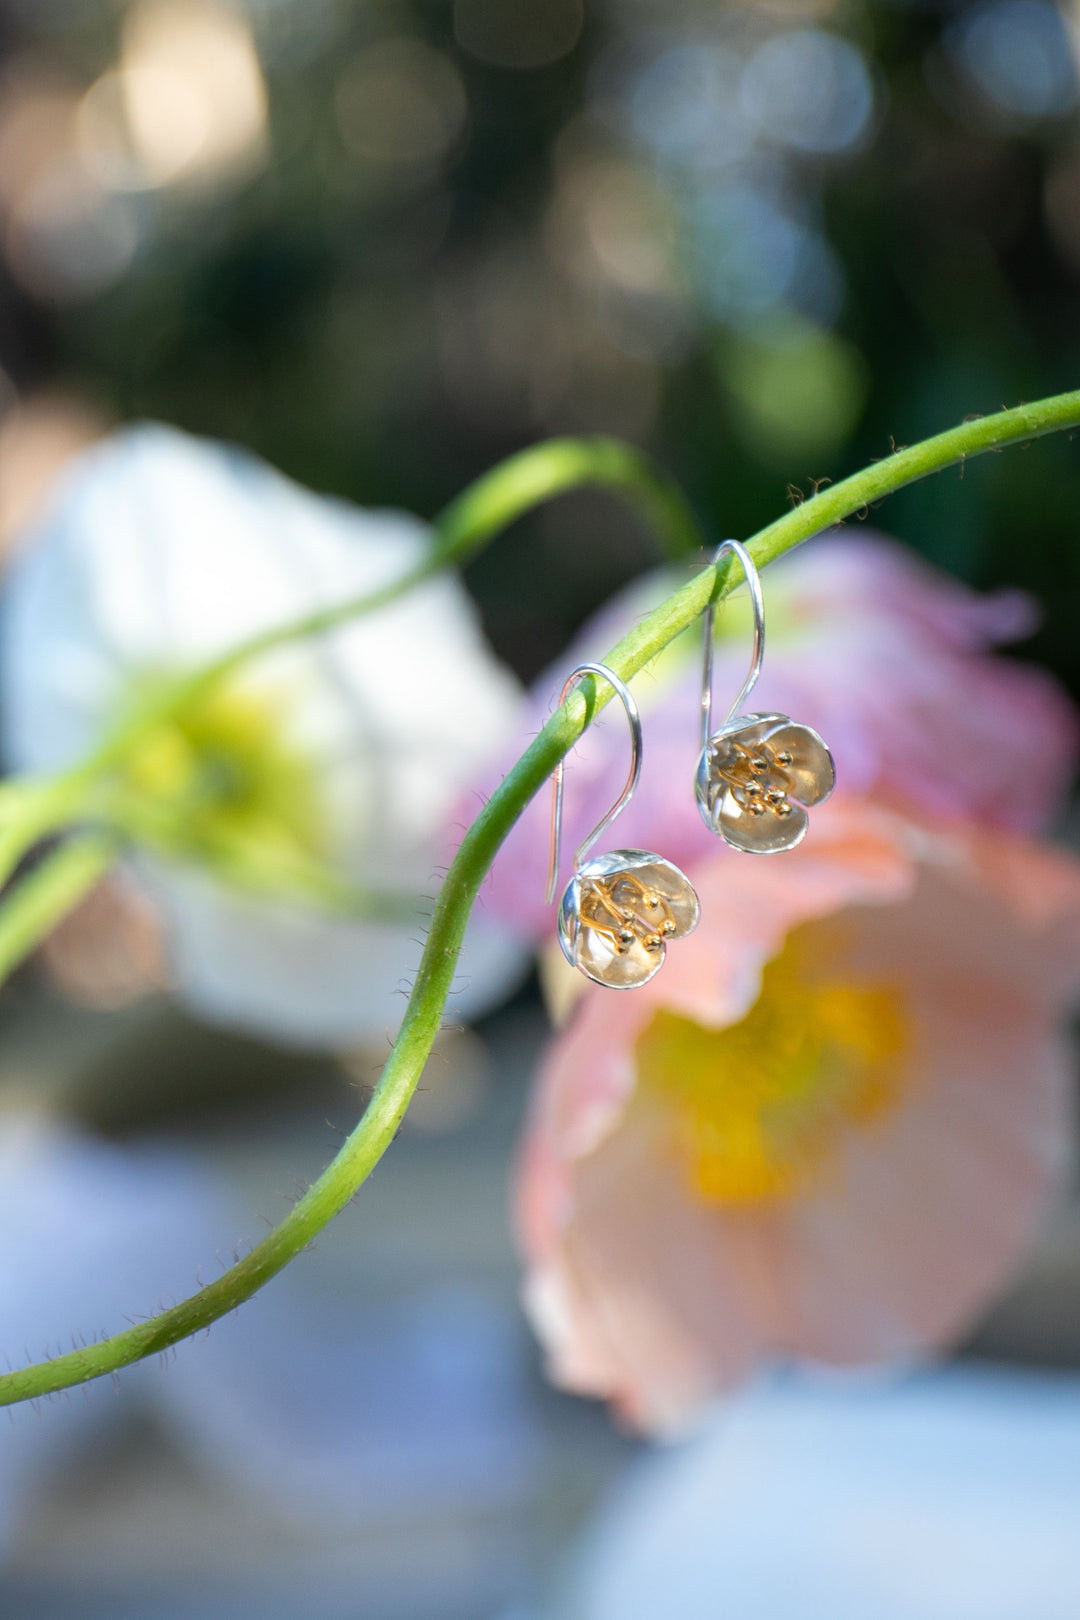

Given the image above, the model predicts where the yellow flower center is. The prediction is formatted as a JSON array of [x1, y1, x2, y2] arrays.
[[122, 676, 328, 866], [634, 924, 910, 1205]]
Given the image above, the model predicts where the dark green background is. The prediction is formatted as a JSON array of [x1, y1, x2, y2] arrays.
[[3, 0, 1078, 688]]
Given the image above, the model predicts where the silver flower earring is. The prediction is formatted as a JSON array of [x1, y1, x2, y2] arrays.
[[695, 540, 835, 853], [547, 662, 700, 988]]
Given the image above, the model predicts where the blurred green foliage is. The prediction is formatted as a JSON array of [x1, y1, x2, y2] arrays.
[[2, 0, 1080, 688]]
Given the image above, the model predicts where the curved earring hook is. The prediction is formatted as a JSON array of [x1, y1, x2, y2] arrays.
[[546, 662, 642, 904], [701, 539, 765, 749]]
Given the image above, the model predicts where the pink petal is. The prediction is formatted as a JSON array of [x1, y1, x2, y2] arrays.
[[473, 534, 1077, 942], [517, 816, 1080, 1432]]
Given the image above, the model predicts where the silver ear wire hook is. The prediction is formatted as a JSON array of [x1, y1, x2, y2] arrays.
[[546, 662, 642, 905], [545, 661, 700, 989], [701, 539, 765, 751], [695, 538, 836, 853]]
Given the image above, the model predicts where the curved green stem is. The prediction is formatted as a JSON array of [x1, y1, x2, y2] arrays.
[[0, 439, 701, 898], [0, 831, 118, 982], [0, 438, 704, 937], [1, 391, 1079, 1406], [0, 776, 106, 886], [35, 437, 705, 794]]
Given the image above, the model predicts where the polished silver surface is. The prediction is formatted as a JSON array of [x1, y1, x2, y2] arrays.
[[544, 663, 699, 987], [700, 538, 765, 750], [546, 662, 642, 906], [557, 849, 701, 989], [697, 542, 835, 852], [695, 711, 836, 853]]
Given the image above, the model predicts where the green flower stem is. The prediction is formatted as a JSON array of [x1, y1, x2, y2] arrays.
[[0, 774, 109, 889], [6, 394, 1076, 883], [32, 438, 706, 797], [1, 390, 1079, 1407], [0, 831, 118, 983], [214, 435, 705, 669], [0, 439, 704, 930], [0, 439, 700, 894]]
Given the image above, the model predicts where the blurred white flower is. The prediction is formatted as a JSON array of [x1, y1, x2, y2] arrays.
[[0, 424, 527, 1045]]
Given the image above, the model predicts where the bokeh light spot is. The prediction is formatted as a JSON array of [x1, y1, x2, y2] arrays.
[[722, 314, 869, 460], [116, 0, 269, 187], [944, 0, 1078, 120], [4, 159, 140, 301], [546, 153, 680, 296], [0, 79, 79, 208], [453, 0, 584, 71], [740, 29, 874, 153], [629, 44, 752, 169], [335, 39, 467, 178], [691, 187, 803, 318]]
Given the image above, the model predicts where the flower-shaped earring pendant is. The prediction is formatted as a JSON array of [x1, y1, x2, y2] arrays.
[[696, 712, 835, 852], [695, 541, 835, 854], [559, 848, 701, 989], [548, 663, 700, 988]]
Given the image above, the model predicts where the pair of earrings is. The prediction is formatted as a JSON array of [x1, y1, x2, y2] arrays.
[[547, 541, 835, 989]]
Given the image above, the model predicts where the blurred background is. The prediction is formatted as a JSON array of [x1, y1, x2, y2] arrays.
[[1, 0, 1080, 1615], [3, 0, 1080, 681]]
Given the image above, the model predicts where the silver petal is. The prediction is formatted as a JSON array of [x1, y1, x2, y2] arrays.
[[718, 790, 809, 853], [756, 718, 835, 808], [695, 710, 835, 852], [558, 849, 700, 989]]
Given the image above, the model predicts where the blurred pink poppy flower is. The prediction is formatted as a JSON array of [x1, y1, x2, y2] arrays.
[[477, 533, 1077, 938], [518, 804, 1080, 1434]]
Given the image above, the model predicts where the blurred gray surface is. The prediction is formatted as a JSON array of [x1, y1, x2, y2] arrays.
[[0, 987, 1078, 1619], [0, 996, 636, 1620]]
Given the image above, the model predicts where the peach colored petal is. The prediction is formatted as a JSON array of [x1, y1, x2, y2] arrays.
[[525, 1115, 763, 1432], [665, 803, 917, 1027], [517, 815, 1080, 1432], [528, 802, 917, 1175]]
